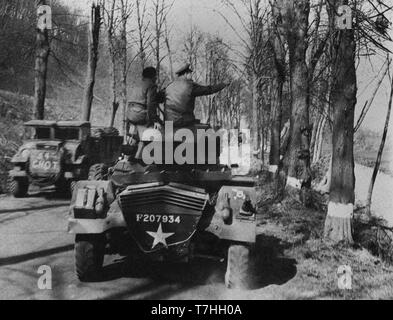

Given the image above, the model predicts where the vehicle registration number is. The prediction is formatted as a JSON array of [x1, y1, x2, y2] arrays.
[[31, 152, 59, 171], [136, 214, 181, 224]]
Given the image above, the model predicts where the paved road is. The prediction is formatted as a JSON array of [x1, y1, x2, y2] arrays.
[[0, 189, 298, 300], [2, 163, 389, 300]]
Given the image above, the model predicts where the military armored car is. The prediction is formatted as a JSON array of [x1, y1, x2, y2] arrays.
[[68, 123, 257, 289]]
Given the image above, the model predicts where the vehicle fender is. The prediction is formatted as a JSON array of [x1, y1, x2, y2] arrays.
[[11, 155, 28, 164], [205, 185, 257, 243], [60, 142, 85, 165], [10, 142, 34, 164]]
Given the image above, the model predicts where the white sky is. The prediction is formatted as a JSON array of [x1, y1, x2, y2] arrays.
[[60, 0, 393, 134]]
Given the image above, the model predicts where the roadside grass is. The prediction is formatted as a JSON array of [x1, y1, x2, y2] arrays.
[[255, 179, 393, 300]]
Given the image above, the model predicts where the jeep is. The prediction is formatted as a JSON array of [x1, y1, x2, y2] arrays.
[[8, 120, 123, 197]]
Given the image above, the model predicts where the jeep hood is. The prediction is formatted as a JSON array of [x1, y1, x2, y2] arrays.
[[12, 140, 82, 163]]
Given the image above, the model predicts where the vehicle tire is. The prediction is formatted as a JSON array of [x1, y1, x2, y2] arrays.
[[75, 234, 105, 281], [8, 177, 29, 198], [88, 163, 108, 181], [70, 180, 77, 196], [225, 243, 251, 289], [55, 178, 71, 196]]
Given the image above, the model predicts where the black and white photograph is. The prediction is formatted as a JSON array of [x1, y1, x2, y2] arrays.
[[0, 0, 393, 303]]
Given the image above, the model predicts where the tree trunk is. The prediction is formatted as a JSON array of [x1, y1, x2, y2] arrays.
[[108, 51, 118, 127], [281, 0, 312, 205], [251, 73, 260, 156], [310, 112, 321, 158], [316, 154, 332, 194], [120, 0, 128, 138], [110, 102, 119, 128], [269, 0, 285, 178], [106, 0, 118, 128], [136, 0, 147, 69], [313, 111, 327, 163], [82, 4, 101, 122], [269, 77, 283, 175], [165, 23, 174, 81], [324, 0, 356, 243], [33, 0, 50, 120], [366, 62, 393, 216]]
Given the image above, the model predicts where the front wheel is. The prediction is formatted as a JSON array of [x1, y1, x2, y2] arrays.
[[225, 243, 251, 289], [75, 234, 105, 282], [8, 177, 29, 198]]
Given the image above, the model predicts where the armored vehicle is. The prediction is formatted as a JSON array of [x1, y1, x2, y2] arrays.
[[68, 123, 257, 289], [8, 120, 122, 198]]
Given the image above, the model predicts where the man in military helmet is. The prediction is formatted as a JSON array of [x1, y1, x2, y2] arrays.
[[128, 67, 162, 127], [164, 64, 228, 127], [127, 67, 163, 159]]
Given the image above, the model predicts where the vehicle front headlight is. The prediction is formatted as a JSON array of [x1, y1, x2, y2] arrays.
[[20, 149, 30, 159]]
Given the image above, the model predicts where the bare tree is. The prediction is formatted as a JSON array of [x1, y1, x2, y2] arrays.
[[119, 0, 132, 135], [151, 0, 174, 85], [324, 0, 357, 243], [33, 0, 50, 120], [103, 0, 119, 127], [354, 60, 389, 133], [102, 0, 132, 131], [183, 25, 204, 81], [135, 0, 151, 69], [366, 58, 393, 216], [219, 0, 269, 157], [164, 20, 174, 81], [268, 0, 286, 177], [82, 3, 102, 122]]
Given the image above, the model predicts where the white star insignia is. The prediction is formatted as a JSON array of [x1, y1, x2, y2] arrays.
[[146, 223, 174, 249]]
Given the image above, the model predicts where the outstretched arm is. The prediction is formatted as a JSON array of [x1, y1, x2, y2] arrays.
[[191, 82, 228, 97]]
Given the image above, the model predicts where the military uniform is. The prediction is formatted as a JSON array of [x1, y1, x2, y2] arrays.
[[128, 78, 160, 126], [164, 64, 227, 127], [128, 74, 161, 160]]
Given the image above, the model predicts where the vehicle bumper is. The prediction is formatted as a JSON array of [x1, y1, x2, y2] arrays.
[[9, 170, 27, 178]]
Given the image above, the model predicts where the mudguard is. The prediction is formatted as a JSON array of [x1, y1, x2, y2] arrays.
[[10, 155, 28, 164], [205, 185, 257, 243], [11, 142, 35, 163]]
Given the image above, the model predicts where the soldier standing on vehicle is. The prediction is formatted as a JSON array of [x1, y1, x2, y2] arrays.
[[128, 67, 162, 127], [127, 67, 163, 159], [164, 64, 228, 127]]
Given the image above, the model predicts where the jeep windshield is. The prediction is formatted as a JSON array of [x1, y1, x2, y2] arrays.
[[55, 127, 80, 140], [34, 127, 51, 140]]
